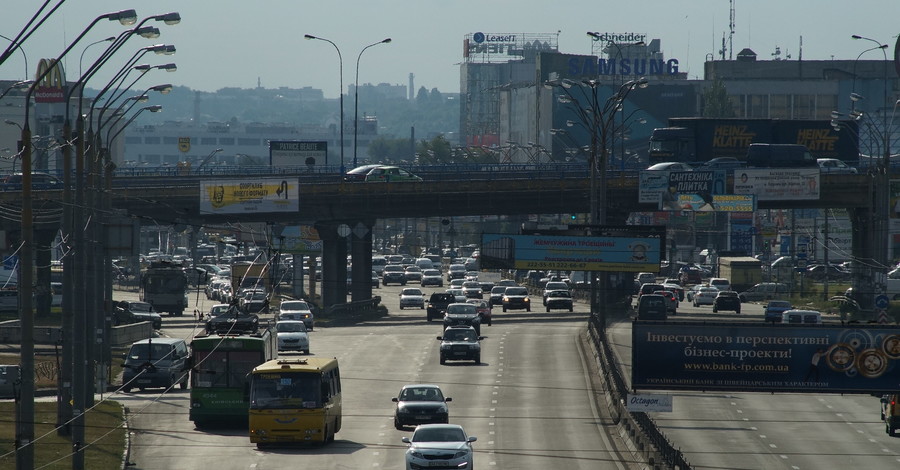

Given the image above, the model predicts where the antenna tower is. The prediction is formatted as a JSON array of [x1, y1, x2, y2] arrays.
[[728, 0, 735, 60]]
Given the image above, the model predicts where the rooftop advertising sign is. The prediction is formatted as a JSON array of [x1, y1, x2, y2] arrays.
[[633, 322, 900, 394], [200, 178, 299, 215], [269, 140, 327, 167], [480, 232, 662, 272], [463, 32, 558, 62]]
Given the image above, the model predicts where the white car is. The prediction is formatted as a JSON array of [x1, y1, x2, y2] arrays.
[[399, 287, 425, 310], [692, 287, 720, 306], [277, 300, 315, 330], [402, 424, 476, 470], [275, 320, 309, 353], [421, 269, 443, 287]]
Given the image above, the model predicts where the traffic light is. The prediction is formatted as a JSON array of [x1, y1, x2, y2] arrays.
[[763, 240, 770, 251]]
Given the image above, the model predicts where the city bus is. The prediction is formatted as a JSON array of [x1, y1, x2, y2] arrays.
[[248, 357, 342, 447], [189, 328, 277, 427]]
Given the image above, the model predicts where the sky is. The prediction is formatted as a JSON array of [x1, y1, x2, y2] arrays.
[[1, 1, 897, 98]]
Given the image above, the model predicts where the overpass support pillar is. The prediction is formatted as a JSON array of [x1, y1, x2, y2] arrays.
[[316, 222, 349, 308], [349, 219, 375, 302]]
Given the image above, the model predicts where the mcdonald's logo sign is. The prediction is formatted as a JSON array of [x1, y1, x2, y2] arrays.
[[34, 58, 66, 103]]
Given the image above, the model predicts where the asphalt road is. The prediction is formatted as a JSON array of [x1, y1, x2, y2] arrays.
[[114, 283, 645, 470]]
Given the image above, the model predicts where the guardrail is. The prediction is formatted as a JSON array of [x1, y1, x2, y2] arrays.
[[587, 313, 692, 470], [322, 296, 382, 321]]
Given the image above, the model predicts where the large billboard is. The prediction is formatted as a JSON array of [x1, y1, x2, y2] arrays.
[[734, 168, 820, 201], [269, 140, 327, 167], [273, 225, 322, 255], [480, 232, 662, 272], [200, 178, 299, 215], [633, 322, 900, 394]]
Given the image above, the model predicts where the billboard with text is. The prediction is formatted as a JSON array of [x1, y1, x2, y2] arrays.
[[633, 322, 900, 394], [480, 232, 662, 272]]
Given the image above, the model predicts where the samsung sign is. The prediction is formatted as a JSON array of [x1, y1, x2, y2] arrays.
[[568, 56, 679, 76]]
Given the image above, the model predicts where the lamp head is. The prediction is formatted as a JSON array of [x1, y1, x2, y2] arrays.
[[146, 105, 163, 112], [850, 92, 864, 102], [133, 64, 152, 72], [110, 9, 138, 25], [851, 34, 863, 40], [304, 34, 317, 40], [159, 12, 181, 25], [382, 38, 392, 44], [159, 63, 177, 72], [136, 26, 161, 39], [152, 84, 173, 94]]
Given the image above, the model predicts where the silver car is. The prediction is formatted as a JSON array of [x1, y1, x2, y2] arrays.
[[399, 287, 425, 309]]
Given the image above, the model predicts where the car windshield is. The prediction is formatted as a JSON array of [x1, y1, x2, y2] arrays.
[[399, 387, 445, 402], [402, 289, 423, 296], [424, 270, 440, 276], [505, 287, 527, 295], [276, 322, 307, 333], [447, 304, 476, 315], [412, 426, 466, 443], [769, 301, 792, 308], [127, 302, 154, 312], [443, 329, 478, 342], [549, 291, 571, 298], [280, 301, 309, 311]]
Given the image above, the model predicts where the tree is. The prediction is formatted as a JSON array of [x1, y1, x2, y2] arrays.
[[701, 77, 735, 118]]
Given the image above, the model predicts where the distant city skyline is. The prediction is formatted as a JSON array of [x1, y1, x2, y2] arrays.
[[1, 1, 897, 98]]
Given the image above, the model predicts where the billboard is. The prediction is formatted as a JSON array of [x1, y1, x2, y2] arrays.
[[199, 178, 299, 215], [633, 322, 900, 394], [269, 140, 327, 167], [273, 225, 322, 255], [641, 170, 725, 206], [480, 232, 662, 272], [733, 168, 820, 201]]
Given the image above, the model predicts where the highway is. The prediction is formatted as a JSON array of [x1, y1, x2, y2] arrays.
[[108, 284, 900, 469], [114, 284, 644, 470]]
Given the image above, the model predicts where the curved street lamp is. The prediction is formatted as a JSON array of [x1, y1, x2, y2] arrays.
[[0, 33, 28, 79], [305, 34, 344, 174], [353, 38, 391, 168]]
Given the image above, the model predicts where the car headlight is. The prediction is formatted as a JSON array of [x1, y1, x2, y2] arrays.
[[409, 450, 425, 459], [523, 298, 530, 302], [452, 449, 470, 459]]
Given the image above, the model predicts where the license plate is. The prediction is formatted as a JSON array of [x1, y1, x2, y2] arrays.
[[137, 379, 151, 384], [453, 351, 466, 356], [416, 415, 432, 420], [428, 462, 449, 467]]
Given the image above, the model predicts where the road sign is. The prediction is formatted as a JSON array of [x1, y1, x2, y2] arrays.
[[878, 309, 889, 324], [875, 294, 890, 310]]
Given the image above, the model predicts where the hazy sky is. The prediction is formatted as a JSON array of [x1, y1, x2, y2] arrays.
[[1, 1, 897, 98]]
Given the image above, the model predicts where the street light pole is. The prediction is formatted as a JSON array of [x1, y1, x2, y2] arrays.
[[852, 34, 891, 308], [306, 34, 344, 174], [353, 38, 391, 169]]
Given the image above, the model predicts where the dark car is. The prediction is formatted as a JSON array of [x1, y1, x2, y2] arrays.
[[637, 294, 667, 320], [544, 290, 574, 312], [501, 286, 531, 312], [805, 264, 851, 282], [2, 171, 63, 191], [392, 384, 451, 430], [764, 300, 793, 322], [713, 291, 741, 313], [115, 300, 162, 330], [437, 325, 483, 364], [239, 290, 270, 314], [382, 264, 407, 286], [443, 303, 482, 335], [489, 285, 506, 307], [679, 267, 703, 285], [205, 305, 260, 334], [343, 164, 382, 182], [426, 292, 456, 322]]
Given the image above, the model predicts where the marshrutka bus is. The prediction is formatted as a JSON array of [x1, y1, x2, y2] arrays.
[[248, 357, 342, 446], [189, 328, 277, 427]]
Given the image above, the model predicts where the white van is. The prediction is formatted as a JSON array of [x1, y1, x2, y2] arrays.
[[708, 278, 731, 291], [781, 309, 822, 324]]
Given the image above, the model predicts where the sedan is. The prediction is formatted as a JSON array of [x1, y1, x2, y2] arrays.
[[365, 165, 423, 182], [764, 300, 793, 322], [392, 384, 451, 430], [466, 299, 492, 326], [343, 163, 382, 182], [403, 266, 423, 283], [713, 290, 742, 313], [501, 286, 531, 312], [275, 320, 310, 353], [461, 281, 483, 299], [421, 269, 443, 287], [692, 287, 719, 307], [646, 161, 694, 172], [402, 424, 476, 470], [544, 290, 574, 312], [399, 287, 426, 310]]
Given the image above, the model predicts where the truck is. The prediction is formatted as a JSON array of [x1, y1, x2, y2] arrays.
[[648, 118, 859, 166], [231, 261, 270, 297], [140, 260, 188, 316], [717, 256, 763, 292]]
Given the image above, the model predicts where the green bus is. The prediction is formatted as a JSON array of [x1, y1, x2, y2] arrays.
[[189, 328, 277, 427]]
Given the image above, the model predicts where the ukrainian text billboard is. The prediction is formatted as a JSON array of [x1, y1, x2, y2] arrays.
[[633, 322, 900, 394], [480, 232, 662, 272], [200, 178, 299, 214]]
